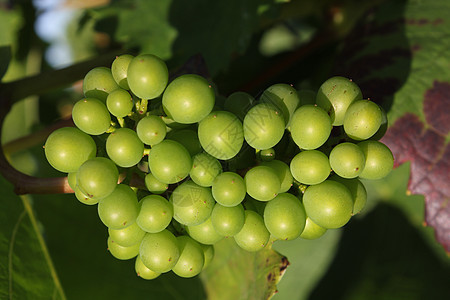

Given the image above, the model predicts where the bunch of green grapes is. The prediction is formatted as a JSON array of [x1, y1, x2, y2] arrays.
[[44, 53, 394, 280]]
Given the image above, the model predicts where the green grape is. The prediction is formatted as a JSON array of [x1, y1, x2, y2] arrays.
[[74, 185, 98, 205], [289, 105, 332, 150], [243, 103, 285, 150], [198, 111, 244, 160], [107, 237, 140, 260], [162, 74, 215, 124], [106, 128, 144, 167], [144, 173, 168, 194], [83, 67, 119, 102], [297, 89, 316, 106], [357, 140, 394, 180], [77, 157, 118, 200], [170, 180, 215, 226], [316, 76, 363, 126], [190, 152, 222, 187], [224, 91, 254, 121], [201, 244, 214, 269], [148, 140, 192, 184], [106, 89, 134, 118], [72, 98, 111, 135], [109, 221, 146, 247], [186, 218, 224, 245], [210, 203, 245, 237], [234, 210, 270, 252], [329, 174, 367, 214], [111, 54, 133, 90], [211, 172, 246, 207], [258, 148, 275, 162], [136, 195, 173, 233], [299, 217, 327, 240], [67, 172, 77, 190], [260, 160, 293, 193], [303, 180, 353, 229], [329, 142, 365, 178], [172, 235, 205, 278], [263, 193, 306, 241], [260, 83, 300, 126], [166, 128, 202, 157], [44, 127, 96, 173], [290, 150, 330, 185], [343, 100, 382, 140], [244, 166, 280, 201], [186, 216, 223, 245], [98, 184, 139, 229], [135, 255, 161, 280], [127, 54, 169, 100], [136, 115, 167, 146], [139, 230, 180, 273]]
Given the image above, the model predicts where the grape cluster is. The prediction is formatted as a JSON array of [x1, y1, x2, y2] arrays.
[[44, 53, 394, 280]]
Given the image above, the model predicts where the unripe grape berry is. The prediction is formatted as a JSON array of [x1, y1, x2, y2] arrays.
[[106, 128, 144, 168], [107, 237, 139, 260], [343, 100, 382, 140], [136, 195, 173, 233], [244, 166, 280, 201], [111, 54, 133, 90], [172, 235, 205, 278], [299, 217, 327, 240], [260, 83, 300, 127], [289, 105, 332, 150], [198, 111, 244, 160], [127, 54, 169, 100], [316, 76, 362, 126], [135, 255, 161, 280], [290, 150, 330, 185], [139, 230, 180, 273], [186, 217, 223, 245], [106, 89, 134, 117], [97, 184, 139, 230], [329, 142, 365, 179], [148, 140, 192, 184], [234, 210, 270, 252], [76, 157, 118, 200], [162, 74, 215, 124], [243, 103, 286, 150], [357, 140, 394, 180], [136, 115, 167, 146], [263, 193, 306, 240], [83, 67, 119, 102], [72, 98, 111, 135], [303, 180, 353, 229], [44, 127, 96, 173]]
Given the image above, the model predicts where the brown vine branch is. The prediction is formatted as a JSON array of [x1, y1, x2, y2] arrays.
[[0, 107, 74, 194], [0, 49, 123, 105]]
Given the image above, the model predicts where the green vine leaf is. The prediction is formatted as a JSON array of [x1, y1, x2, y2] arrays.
[[200, 238, 288, 300], [0, 176, 66, 300]]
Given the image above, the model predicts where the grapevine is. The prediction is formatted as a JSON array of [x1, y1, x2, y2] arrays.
[[43, 53, 394, 279]]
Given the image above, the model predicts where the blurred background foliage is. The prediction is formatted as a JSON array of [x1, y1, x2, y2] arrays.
[[0, 0, 449, 299]]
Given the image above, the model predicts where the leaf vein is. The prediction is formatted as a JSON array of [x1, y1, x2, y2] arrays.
[[8, 209, 27, 300]]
